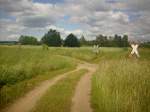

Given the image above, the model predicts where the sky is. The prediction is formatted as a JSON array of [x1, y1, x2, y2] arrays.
[[0, 0, 150, 41]]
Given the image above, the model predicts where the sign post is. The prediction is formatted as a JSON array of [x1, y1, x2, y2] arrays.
[[129, 43, 140, 58]]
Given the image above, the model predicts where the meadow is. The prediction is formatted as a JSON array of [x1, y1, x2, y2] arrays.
[[92, 60, 150, 112], [0, 45, 149, 112], [0, 45, 77, 108], [91, 48, 150, 112]]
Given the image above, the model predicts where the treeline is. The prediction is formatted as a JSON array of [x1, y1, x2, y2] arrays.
[[19, 35, 39, 45], [0, 41, 18, 45], [18, 28, 150, 47], [19, 29, 80, 47], [141, 42, 150, 48], [80, 34, 129, 47]]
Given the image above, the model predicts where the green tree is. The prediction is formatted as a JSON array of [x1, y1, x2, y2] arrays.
[[96, 34, 108, 47], [41, 29, 62, 47], [113, 34, 122, 47], [122, 35, 129, 47], [80, 35, 87, 46], [64, 33, 80, 47], [107, 36, 114, 47], [19, 35, 38, 45]]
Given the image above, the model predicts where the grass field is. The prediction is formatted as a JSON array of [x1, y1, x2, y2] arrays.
[[91, 49, 150, 112], [0, 45, 76, 108], [0, 45, 149, 112]]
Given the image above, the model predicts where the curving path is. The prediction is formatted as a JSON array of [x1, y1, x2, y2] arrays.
[[71, 63, 98, 112], [2, 65, 81, 112], [2, 59, 98, 112]]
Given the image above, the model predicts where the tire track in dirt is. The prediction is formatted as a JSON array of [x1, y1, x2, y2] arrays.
[[2, 57, 98, 112], [2, 65, 83, 112], [71, 63, 98, 112]]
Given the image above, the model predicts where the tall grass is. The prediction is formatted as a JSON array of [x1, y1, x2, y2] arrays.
[[92, 59, 150, 112], [0, 45, 149, 111], [31, 47, 130, 62], [0, 46, 76, 86], [0, 46, 76, 109]]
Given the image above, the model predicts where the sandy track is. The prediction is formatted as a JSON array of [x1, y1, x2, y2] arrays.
[[2, 66, 82, 112], [71, 63, 98, 112], [2, 61, 98, 112]]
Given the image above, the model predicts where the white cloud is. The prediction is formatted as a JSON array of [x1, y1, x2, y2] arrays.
[[46, 25, 83, 39], [0, 0, 150, 41]]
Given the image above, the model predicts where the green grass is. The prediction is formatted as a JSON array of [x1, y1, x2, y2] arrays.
[[48, 47, 129, 62], [0, 67, 75, 109], [2, 45, 148, 63], [0, 46, 76, 109], [0, 45, 149, 112], [92, 59, 150, 112], [0, 46, 76, 85], [5, 46, 130, 62], [31, 69, 87, 112]]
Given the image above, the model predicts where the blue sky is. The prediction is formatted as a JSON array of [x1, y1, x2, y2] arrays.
[[0, 0, 150, 41], [33, 0, 65, 4]]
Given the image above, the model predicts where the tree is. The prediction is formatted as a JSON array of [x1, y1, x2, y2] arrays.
[[113, 34, 122, 47], [122, 35, 129, 47], [96, 34, 108, 47], [64, 33, 80, 47], [19, 35, 38, 45], [107, 36, 115, 47], [41, 29, 62, 47], [80, 35, 87, 46]]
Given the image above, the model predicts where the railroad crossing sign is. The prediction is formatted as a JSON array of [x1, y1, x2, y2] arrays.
[[130, 43, 140, 58]]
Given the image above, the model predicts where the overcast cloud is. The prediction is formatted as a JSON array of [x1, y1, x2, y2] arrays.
[[0, 0, 149, 41]]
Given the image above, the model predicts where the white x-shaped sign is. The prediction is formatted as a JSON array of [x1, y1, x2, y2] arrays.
[[130, 44, 140, 57]]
